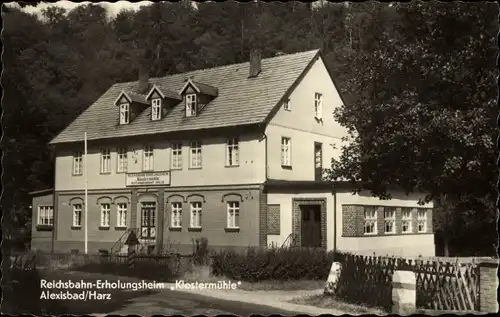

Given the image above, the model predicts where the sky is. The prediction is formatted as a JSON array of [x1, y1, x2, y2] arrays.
[[5, 1, 155, 19]]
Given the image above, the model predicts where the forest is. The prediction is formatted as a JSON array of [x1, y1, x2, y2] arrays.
[[2, 1, 498, 256]]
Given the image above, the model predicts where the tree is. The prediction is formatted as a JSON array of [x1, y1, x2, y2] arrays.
[[325, 1, 498, 256]]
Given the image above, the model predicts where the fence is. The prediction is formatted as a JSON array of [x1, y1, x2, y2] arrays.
[[333, 254, 482, 312]]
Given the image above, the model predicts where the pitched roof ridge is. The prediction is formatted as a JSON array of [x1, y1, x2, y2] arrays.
[[114, 49, 320, 86], [165, 48, 320, 78]]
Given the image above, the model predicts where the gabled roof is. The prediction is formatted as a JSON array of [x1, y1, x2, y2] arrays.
[[179, 78, 219, 97], [114, 90, 148, 106], [146, 84, 183, 101], [50, 49, 321, 144]]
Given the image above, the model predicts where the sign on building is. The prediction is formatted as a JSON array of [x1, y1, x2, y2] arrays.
[[126, 171, 171, 187]]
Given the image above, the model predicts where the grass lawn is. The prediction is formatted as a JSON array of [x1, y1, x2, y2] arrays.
[[39, 269, 160, 315], [289, 294, 386, 315]]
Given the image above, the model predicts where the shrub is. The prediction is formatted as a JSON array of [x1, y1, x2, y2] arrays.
[[1, 268, 41, 314], [211, 247, 346, 282], [74, 255, 190, 282], [193, 237, 210, 266]]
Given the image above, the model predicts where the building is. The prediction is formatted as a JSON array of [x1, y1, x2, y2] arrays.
[[30, 49, 435, 256]]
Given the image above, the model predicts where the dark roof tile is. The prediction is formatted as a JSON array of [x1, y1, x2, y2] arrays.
[[50, 49, 320, 144]]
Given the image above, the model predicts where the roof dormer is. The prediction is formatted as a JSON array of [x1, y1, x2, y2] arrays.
[[179, 78, 218, 118], [145, 84, 182, 121], [114, 90, 149, 125]]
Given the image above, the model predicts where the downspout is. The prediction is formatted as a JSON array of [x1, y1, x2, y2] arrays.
[[51, 145, 56, 254], [333, 188, 337, 255]]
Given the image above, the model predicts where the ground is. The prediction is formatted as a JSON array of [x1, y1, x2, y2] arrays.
[[37, 269, 302, 315]]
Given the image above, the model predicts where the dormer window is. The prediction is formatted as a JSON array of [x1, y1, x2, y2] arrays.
[[119, 103, 130, 124], [152, 98, 161, 121], [186, 94, 197, 117]]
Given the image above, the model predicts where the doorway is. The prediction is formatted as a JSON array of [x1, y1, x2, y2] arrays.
[[300, 204, 322, 248], [140, 202, 156, 240]]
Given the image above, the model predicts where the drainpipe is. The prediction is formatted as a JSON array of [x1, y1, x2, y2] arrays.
[[333, 188, 337, 256], [264, 132, 268, 181]]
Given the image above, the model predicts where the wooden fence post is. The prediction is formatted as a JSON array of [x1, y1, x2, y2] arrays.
[[392, 270, 417, 315], [324, 262, 342, 295]]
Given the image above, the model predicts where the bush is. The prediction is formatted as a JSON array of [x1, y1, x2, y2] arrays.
[[1, 268, 41, 314], [193, 237, 210, 265], [211, 247, 346, 282], [74, 255, 191, 282]]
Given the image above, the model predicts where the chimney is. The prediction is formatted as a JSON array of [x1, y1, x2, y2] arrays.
[[138, 59, 149, 94], [249, 49, 261, 78]]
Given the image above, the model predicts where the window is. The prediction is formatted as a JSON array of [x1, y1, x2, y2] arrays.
[[143, 145, 154, 171], [171, 202, 182, 227], [281, 137, 291, 166], [117, 147, 128, 173], [38, 206, 54, 226], [227, 201, 240, 228], [141, 202, 156, 239], [226, 138, 239, 166], [117, 203, 127, 227], [119, 103, 130, 124], [190, 202, 202, 228], [384, 207, 396, 234], [314, 93, 323, 119], [100, 204, 110, 227], [417, 209, 428, 233], [73, 204, 82, 227], [172, 143, 182, 169], [73, 151, 83, 175], [186, 94, 197, 117], [100, 148, 111, 173], [401, 208, 412, 233], [152, 98, 161, 121], [284, 98, 291, 111], [363, 206, 377, 234], [189, 141, 202, 168]]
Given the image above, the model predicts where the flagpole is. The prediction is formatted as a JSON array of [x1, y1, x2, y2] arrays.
[[84, 132, 88, 254]]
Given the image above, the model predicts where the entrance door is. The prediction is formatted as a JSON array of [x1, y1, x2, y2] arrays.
[[141, 202, 156, 240], [300, 205, 321, 248], [314, 142, 323, 181]]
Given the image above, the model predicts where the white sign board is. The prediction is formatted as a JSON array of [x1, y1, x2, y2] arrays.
[[126, 171, 170, 187]]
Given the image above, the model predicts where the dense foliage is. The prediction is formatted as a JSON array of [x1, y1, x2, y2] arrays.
[[2, 1, 497, 255], [211, 247, 338, 281]]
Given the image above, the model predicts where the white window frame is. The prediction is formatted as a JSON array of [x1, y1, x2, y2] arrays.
[[151, 98, 161, 121], [38, 205, 54, 226], [227, 201, 240, 229], [190, 202, 202, 228], [186, 94, 197, 117], [100, 148, 111, 174], [119, 103, 130, 124], [189, 141, 202, 168], [402, 208, 413, 233], [363, 206, 377, 235], [171, 143, 183, 170], [73, 151, 83, 175], [384, 208, 396, 234], [281, 137, 291, 167], [171, 202, 182, 228], [100, 203, 110, 227], [314, 92, 323, 119], [117, 203, 127, 227], [284, 98, 291, 111], [226, 137, 239, 166], [72, 204, 82, 227], [143, 145, 154, 171], [117, 147, 128, 173], [417, 209, 428, 233]]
